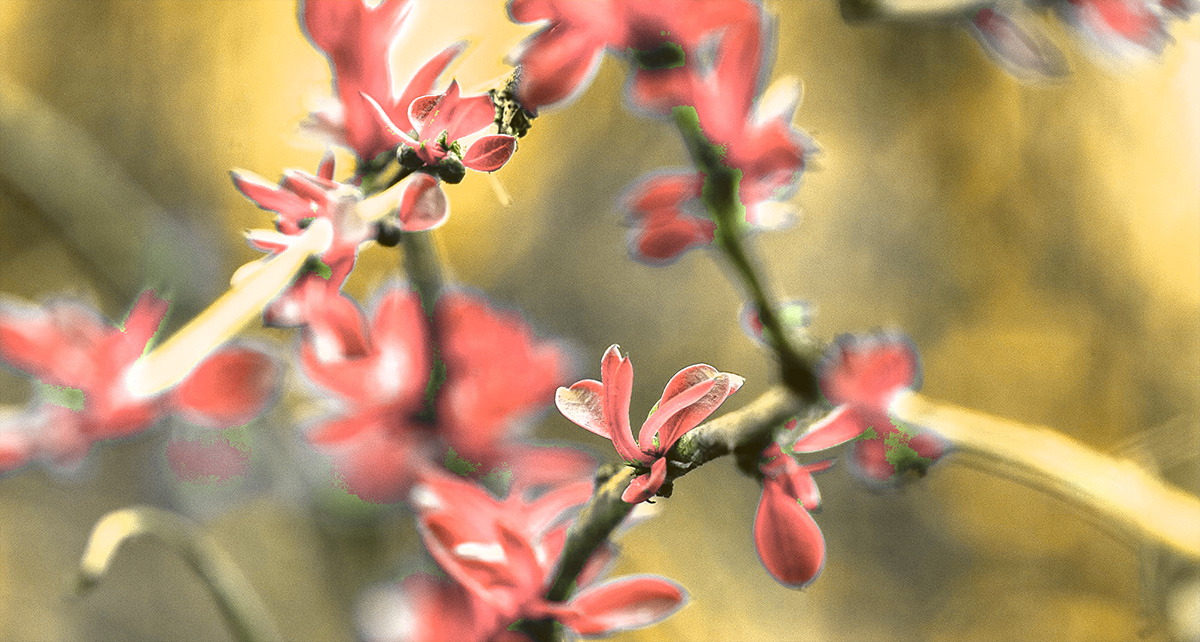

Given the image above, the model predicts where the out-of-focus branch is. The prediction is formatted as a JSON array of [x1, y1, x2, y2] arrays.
[[0, 75, 220, 309], [76, 506, 282, 642], [893, 393, 1200, 559], [838, 0, 990, 22]]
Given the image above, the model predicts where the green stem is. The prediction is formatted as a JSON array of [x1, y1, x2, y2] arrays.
[[401, 230, 447, 422], [671, 106, 821, 403], [76, 506, 282, 642]]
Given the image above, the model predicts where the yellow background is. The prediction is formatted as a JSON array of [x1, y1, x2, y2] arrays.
[[0, 1, 1197, 640]]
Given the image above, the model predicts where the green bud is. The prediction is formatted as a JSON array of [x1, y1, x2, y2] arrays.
[[437, 156, 467, 184]]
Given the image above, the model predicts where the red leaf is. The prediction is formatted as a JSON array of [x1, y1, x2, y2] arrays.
[[173, 347, 277, 428], [462, 135, 517, 172]]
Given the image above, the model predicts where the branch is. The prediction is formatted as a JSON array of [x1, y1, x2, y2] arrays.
[[76, 506, 282, 642], [0, 75, 220, 309], [893, 393, 1200, 560], [545, 465, 639, 602]]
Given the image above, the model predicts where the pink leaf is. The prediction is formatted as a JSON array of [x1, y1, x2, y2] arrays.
[[361, 92, 420, 149], [173, 347, 277, 428], [637, 373, 718, 451], [398, 173, 450, 231], [792, 405, 869, 454], [317, 151, 335, 180], [754, 478, 825, 588], [970, 8, 1068, 78], [554, 575, 688, 637], [649, 369, 743, 451], [462, 135, 517, 172], [554, 381, 608, 439], [445, 94, 499, 143], [820, 333, 920, 409], [230, 170, 309, 215], [620, 457, 667, 504], [407, 94, 442, 130], [394, 40, 468, 130], [514, 27, 606, 110], [627, 210, 715, 266], [421, 80, 462, 142], [599, 345, 651, 464]]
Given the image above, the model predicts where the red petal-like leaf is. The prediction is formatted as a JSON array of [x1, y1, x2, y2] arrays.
[[637, 374, 718, 452], [445, 94, 498, 143], [398, 174, 450, 231], [599, 345, 650, 464], [173, 347, 277, 428], [462, 135, 517, 172], [514, 27, 606, 110], [394, 41, 468, 130], [970, 8, 1068, 79], [231, 170, 309, 216], [554, 575, 688, 637], [754, 479, 825, 588], [792, 405, 869, 454], [820, 333, 920, 409], [651, 371, 743, 451], [620, 457, 667, 504]]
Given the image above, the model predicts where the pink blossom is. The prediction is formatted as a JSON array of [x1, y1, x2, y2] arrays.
[[233, 153, 371, 304], [166, 433, 251, 483], [1059, 0, 1178, 55], [0, 292, 277, 470], [968, 0, 1195, 77], [556, 345, 743, 503], [298, 285, 572, 502], [619, 24, 811, 241], [754, 430, 833, 588], [301, 0, 467, 162], [686, 26, 812, 230], [363, 81, 517, 231], [793, 333, 945, 483], [622, 171, 714, 265], [358, 474, 687, 641], [507, 0, 761, 112]]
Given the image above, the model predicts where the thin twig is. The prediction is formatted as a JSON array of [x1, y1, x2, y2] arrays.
[[76, 506, 283, 642]]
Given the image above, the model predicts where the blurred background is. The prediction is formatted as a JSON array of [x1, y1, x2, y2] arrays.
[[1, 1, 1198, 640]]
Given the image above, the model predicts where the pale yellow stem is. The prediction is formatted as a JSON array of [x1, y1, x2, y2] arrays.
[[892, 392, 1200, 559], [77, 507, 281, 642], [357, 177, 408, 223], [124, 219, 333, 398], [841, 0, 990, 20]]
